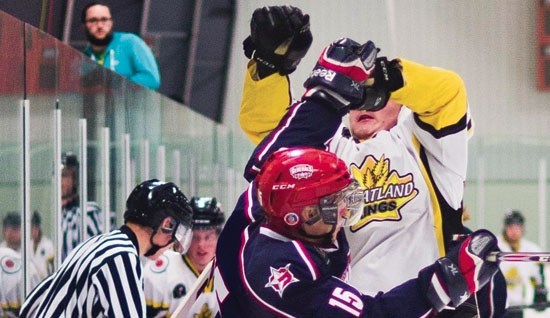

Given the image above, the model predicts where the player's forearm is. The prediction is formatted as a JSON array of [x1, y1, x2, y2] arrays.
[[243, 99, 342, 181], [239, 62, 292, 145], [391, 59, 467, 130]]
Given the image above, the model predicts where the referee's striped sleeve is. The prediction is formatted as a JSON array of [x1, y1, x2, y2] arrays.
[[19, 228, 145, 317]]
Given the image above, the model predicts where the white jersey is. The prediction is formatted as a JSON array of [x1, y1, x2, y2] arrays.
[[0, 247, 40, 317], [143, 250, 217, 318], [240, 59, 471, 296], [498, 237, 543, 306], [31, 235, 55, 280]]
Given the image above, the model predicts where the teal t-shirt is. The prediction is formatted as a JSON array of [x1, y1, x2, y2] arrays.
[[83, 32, 161, 90]]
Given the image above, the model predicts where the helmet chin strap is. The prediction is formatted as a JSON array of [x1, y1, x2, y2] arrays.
[[299, 207, 339, 246], [298, 222, 337, 246], [144, 228, 173, 257]]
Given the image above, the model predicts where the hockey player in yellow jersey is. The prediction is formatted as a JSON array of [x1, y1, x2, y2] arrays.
[[237, 5, 507, 317], [143, 197, 224, 317]]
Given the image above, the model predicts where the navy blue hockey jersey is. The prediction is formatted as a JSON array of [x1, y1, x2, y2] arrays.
[[214, 185, 435, 317]]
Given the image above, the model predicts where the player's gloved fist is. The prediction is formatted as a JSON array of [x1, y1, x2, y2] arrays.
[[533, 283, 548, 311], [358, 57, 404, 112], [419, 229, 500, 312], [243, 5, 312, 78], [302, 38, 378, 114]]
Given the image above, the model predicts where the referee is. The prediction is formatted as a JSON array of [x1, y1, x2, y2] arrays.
[[20, 179, 194, 317]]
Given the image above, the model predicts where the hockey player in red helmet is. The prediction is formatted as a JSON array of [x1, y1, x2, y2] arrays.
[[215, 147, 502, 317], [256, 147, 363, 246]]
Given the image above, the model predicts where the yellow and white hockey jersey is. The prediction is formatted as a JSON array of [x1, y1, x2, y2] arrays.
[[0, 247, 40, 317], [240, 58, 472, 295], [143, 250, 217, 318], [31, 235, 55, 281], [498, 237, 545, 307]]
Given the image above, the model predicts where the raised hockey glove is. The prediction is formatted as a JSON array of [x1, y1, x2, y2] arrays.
[[243, 5, 313, 78], [359, 57, 404, 112], [419, 229, 500, 312], [302, 38, 378, 114]]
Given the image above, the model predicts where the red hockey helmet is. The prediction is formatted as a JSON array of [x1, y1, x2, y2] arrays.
[[256, 147, 362, 237]]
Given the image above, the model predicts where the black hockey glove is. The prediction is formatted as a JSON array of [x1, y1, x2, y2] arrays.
[[419, 229, 500, 312], [302, 38, 378, 115], [533, 284, 548, 311], [243, 5, 313, 79], [358, 57, 404, 112], [533, 263, 549, 311]]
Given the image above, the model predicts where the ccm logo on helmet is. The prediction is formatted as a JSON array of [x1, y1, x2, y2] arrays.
[[272, 184, 296, 190], [289, 164, 313, 179]]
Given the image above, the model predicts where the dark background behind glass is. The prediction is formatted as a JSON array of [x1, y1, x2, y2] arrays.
[[0, 0, 235, 122]]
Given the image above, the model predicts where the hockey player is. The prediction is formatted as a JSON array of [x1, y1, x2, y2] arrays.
[[19, 179, 193, 318], [144, 196, 225, 318], [215, 146, 501, 317], [0, 247, 40, 318], [235, 6, 506, 317], [30, 211, 55, 281], [1, 213, 21, 251], [498, 210, 548, 316]]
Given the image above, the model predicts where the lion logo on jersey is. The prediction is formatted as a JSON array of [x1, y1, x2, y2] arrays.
[[265, 263, 299, 297], [349, 155, 418, 231]]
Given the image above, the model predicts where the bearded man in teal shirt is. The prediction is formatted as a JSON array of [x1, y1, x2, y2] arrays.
[[81, 2, 161, 90]]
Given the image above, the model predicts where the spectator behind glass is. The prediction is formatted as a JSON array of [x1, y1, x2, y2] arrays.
[[1, 212, 21, 251], [80, 1, 161, 90]]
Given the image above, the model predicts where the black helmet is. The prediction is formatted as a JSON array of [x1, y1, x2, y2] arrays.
[[32, 211, 42, 226], [504, 209, 525, 226], [190, 196, 225, 231], [125, 179, 194, 256], [3, 212, 20, 228], [61, 151, 79, 168], [124, 179, 193, 230]]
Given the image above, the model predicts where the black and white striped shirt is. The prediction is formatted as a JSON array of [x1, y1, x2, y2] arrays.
[[62, 198, 103, 260], [20, 226, 145, 318]]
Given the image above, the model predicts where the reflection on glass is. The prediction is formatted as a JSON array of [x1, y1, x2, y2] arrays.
[[1, 9, 252, 305]]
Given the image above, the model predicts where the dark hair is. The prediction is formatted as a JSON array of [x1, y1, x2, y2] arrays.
[[81, 2, 110, 23], [62, 152, 79, 195], [504, 209, 525, 226], [32, 211, 42, 226], [3, 212, 20, 228]]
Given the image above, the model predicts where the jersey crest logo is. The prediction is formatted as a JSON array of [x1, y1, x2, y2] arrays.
[[265, 263, 299, 297], [173, 283, 186, 298], [1, 255, 21, 274], [150, 254, 169, 273], [195, 302, 214, 318], [503, 266, 521, 288], [349, 155, 418, 231]]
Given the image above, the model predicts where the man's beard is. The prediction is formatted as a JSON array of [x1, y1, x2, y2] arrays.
[[86, 30, 114, 47]]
